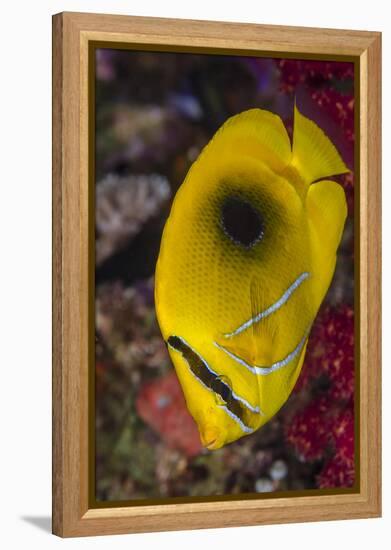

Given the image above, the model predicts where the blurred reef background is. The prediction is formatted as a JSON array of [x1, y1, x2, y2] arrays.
[[95, 49, 355, 502]]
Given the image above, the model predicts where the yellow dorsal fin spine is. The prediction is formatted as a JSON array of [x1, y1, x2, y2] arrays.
[[291, 104, 349, 185]]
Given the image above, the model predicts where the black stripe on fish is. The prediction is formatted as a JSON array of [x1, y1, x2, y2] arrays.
[[167, 335, 256, 431]]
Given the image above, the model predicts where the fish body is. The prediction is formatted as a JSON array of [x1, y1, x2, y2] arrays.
[[155, 106, 348, 450]]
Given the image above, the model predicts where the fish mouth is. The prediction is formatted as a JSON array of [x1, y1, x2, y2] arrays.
[[204, 438, 219, 450], [167, 335, 262, 436], [199, 426, 219, 449]]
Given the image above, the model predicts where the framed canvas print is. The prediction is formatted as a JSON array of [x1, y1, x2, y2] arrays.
[[52, 12, 381, 537]]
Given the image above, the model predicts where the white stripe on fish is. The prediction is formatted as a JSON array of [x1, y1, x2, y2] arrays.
[[223, 272, 310, 338], [214, 329, 309, 375]]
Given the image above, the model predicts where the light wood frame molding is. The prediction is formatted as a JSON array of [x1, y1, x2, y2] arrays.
[[52, 11, 381, 537]]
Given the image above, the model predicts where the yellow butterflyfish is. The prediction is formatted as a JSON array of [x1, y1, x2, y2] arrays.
[[155, 105, 348, 450]]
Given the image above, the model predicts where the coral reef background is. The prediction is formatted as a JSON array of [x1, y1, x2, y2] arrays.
[[94, 49, 355, 502]]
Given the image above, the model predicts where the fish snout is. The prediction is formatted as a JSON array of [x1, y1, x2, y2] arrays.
[[199, 423, 225, 450]]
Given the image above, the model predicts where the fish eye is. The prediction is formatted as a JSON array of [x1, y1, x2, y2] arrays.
[[210, 375, 231, 406], [221, 196, 264, 248]]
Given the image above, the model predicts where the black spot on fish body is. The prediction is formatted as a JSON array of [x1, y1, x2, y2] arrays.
[[221, 196, 264, 248]]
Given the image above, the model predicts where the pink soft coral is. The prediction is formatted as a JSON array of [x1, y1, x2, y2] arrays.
[[136, 371, 202, 457]]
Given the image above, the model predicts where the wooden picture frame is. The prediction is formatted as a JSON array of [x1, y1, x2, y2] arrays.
[[52, 11, 381, 537]]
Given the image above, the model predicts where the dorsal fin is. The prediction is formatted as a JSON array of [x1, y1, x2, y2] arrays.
[[291, 104, 349, 184], [199, 109, 292, 175], [221, 108, 292, 164]]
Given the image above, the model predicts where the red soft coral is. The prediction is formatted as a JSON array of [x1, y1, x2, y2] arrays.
[[285, 397, 332, 461], [286, 305, 355, 488], [277, 59, 354, 94], [295, 305, 354, 402]]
